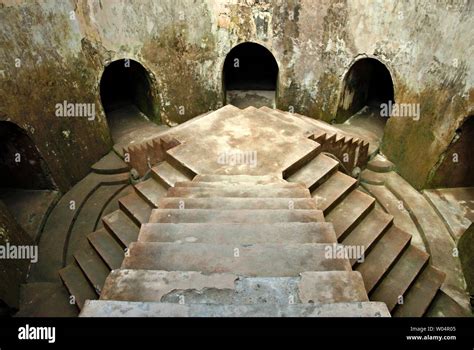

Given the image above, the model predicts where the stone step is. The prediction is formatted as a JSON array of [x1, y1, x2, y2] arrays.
[[325, 190, 376, 240], [423, 188, 473, 242], [149, 209, 325, 224], [29, 172, 128, 282], [118, 192, 152, 226], [138, 222, 336, 244], [59, 263, 97, 310], [342, 208, 393, 266], [99, 185, 135, 226], [311, 171, 357, 213], [370, 245, 429, 311], [362, 183, 425, 252], [100, 270, 368, 304], [393, 265, 446, 317], [122, 243, 351, 275], [88, 229, 124, 270], [356, 226, 412, 292], [192, 174, 284, 184], [287, 153, 339, 191], [360, 169, 386, 185], [134, 178, 167, 207], [91, 151, 129, 175], [157, 197, 317, 210], [151, 161, 192, 189], [80, 300, 390, 317], [174, 181, 304, 189], [102, 210, 140, 248], [282, 143, 322, 179], [163, 152, 197, 180], [384, 172, 467, 301], [73, 241, 110, 294], [367, 155, 395, 173], [425, 290, 471, 317], [166, 186, 310, 198], [65, 183, 127, 265]]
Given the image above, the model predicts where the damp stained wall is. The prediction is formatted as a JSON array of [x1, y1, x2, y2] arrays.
[[0, 0, 472, 190], [0, 0, 112, 192]]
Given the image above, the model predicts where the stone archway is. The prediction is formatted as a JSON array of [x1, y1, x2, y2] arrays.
[[223, 42, 279, 108], [336, 58, 395, 139], [99, 59, 158, 141]]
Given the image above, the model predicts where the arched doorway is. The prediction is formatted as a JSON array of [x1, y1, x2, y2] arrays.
[[430, 115, 474, 188], [223, 42, 279, 108], [99, 59, 158, 141], [0, 121, 57, 240], [336, 58, 394, 139]]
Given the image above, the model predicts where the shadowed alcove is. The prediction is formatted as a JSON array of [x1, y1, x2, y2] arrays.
[[0, 121, 58, 241], [99, 59, 163, 143], [430, 115, 474, 188], [336, 58, 395, 141]]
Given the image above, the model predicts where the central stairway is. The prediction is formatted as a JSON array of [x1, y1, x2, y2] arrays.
[[80, 175, 390, 317]]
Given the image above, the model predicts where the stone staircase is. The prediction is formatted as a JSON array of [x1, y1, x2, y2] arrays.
[[57, 158, 191, 312], [80, 175, 390, 317], [284, 151, 458, 316], [51, 105, 469, 317]]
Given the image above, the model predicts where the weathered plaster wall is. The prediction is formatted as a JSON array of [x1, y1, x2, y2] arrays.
[[0, 1, 112, 192], [348, 1, 473, 189], [1, 0, 472, 189]]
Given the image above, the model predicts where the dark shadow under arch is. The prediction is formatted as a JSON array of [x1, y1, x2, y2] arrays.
[[336, 58, 394, 124], [100, 59, 155, 120], [99, 59, 164, 143], [223, 42, 278, 108]]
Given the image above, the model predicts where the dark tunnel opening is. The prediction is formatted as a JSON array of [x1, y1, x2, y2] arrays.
[[223, 42, 279, 108], [336, 58, 394, 122], [0, 121, 57, 242], [99, 59, 159, 141]]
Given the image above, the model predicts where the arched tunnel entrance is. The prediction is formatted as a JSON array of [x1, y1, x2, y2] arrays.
[[0, 121, 57, 240], [336, 58, 394, 141], [100, 59, 162, 142], [223, 42, 279, 109]]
